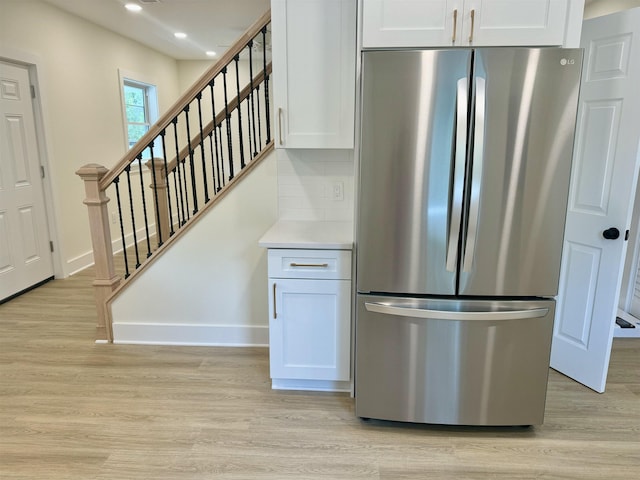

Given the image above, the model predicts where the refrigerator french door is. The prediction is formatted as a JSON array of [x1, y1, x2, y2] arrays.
[[355, 48, 583, 425]]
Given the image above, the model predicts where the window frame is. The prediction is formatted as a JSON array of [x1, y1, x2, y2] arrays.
[[118, 69, 159, 159]]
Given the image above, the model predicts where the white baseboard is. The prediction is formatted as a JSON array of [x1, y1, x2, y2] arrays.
[[66, 250, 95, 276], [66, 222, 161, 277], [112, 322, 269, 346]]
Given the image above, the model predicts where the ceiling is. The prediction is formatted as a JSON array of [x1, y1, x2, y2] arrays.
[[42, 0, 270, 60]]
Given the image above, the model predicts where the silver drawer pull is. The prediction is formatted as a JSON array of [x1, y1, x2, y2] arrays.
[[273, 282, 277, 319], [289, 262, 329, 268]]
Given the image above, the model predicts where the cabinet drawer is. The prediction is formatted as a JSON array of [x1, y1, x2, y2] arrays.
[[268, 249, 351, 280]]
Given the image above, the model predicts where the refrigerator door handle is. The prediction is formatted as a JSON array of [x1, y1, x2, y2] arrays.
[[364, 302, 548, 321], [462, 76, 486, 272], [446, 77, 468, 272]]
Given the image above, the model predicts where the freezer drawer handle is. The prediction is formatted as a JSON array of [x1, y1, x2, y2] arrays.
[[290, 262, 329, 268], [364, 302, 548, 321]]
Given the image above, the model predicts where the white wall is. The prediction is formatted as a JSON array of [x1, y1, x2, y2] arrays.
[[110, 150, 278, 345], [584, 0, 640, 18], [0, 0, 181, 276], [177, 60, 215, 92]]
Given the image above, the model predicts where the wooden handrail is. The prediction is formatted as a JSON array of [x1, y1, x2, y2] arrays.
[[100, 8, 271, 190], [165, 62, 272, 174], [107, 140, 274, 304]]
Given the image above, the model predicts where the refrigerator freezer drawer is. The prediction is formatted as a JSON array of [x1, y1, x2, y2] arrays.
[[355, 295, 555, 426]]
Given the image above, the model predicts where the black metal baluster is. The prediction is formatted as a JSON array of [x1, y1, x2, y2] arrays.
[[245, 96, 253, 161], [262, 25, 271, 144], [172, 118, 186, 226], [125, 165, 141, 269], [196, 93, 209, 203], [181, 156, 190, 221], [137, 154, 152, 258], [160, 130, 175, 237], [184, 105, 198, 214], [256, 84, 263, 148], [113, 177, 130, 278], [248, 39, 258, 157], [209, 80, 222, 192], [234, 55, 246, 169], [222, 67, 234, 180], [218, 123, 226, 187], [148, 143, 163, 247], [207, 130, 216, 195]]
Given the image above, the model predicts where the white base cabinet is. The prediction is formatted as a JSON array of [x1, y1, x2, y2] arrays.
[[267, 249, 352, 391]]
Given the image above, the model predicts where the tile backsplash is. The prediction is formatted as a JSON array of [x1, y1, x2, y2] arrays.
[[276, 149, 355, 222]]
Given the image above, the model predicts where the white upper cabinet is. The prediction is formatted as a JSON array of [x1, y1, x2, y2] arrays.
[[362, 0, 573, 48], [272, 0, 357, 149]]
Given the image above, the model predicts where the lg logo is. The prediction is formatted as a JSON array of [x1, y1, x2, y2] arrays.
[[560, 58, 576, 66]]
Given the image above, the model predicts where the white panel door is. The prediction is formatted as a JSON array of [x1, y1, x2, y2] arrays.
[[0, 61, 53, 301], [551, 8, 640, 392]]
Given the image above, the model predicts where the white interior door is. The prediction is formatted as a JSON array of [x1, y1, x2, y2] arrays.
[[550, 8, 640, 392], [0, 60, 53, 301]]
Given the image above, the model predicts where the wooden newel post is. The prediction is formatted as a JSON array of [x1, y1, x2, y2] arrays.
[[76, 164, 120, 342], [146, 158, 171, 244]]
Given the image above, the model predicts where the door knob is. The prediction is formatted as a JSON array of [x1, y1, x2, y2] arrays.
[[602, 227, 620, 240]]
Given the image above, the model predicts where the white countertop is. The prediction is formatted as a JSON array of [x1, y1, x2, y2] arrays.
[[259, 221, 354, 250]]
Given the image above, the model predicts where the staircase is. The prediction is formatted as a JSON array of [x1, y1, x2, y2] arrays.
[[77, 11, 273, 342]]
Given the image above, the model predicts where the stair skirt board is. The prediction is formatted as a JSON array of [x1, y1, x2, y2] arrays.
[[112, 323, 269, 346]]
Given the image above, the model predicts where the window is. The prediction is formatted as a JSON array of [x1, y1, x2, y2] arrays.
[[119, 70, 159, 158], [123, 81, 151, 148]]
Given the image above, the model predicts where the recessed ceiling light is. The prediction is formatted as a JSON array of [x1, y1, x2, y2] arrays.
[[206, 51, 217, 57], [174, 32, 187, 39], [124, 3, 142, 12]]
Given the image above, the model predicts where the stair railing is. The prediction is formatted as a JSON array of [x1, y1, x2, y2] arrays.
[[77, 10, 272, 341]]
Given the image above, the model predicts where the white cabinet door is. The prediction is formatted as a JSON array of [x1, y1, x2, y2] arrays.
[[464, 0, 568, 46], [271, 0, 356, 149], [361, 0, 570, 47], [362, 0, 460, 47], [269, 278, 351, 381]]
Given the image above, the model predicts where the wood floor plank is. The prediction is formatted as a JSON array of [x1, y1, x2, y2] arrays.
[[1, 268, 639, 479]]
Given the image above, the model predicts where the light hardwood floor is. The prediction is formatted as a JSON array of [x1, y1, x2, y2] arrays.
[[1, 268, 639, 479]]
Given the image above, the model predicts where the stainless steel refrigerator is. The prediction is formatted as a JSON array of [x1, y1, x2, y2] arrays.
[[355, 48, 583, 426]]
